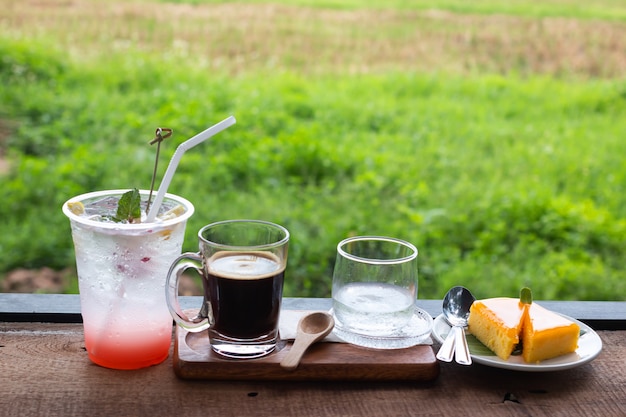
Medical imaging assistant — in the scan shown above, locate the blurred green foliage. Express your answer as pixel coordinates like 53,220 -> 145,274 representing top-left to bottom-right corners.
0,36 -> 625,300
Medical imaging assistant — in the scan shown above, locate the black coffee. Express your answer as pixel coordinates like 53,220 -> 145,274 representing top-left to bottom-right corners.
205,252 -> 285,339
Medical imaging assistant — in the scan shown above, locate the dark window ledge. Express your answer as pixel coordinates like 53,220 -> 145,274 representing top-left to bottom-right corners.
0,293 -> 624,330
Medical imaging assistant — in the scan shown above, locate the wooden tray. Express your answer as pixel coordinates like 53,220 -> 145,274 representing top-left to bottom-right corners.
174,326 -> 439,382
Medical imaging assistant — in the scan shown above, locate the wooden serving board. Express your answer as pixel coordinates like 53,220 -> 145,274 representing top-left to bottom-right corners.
174,326 -> 439,382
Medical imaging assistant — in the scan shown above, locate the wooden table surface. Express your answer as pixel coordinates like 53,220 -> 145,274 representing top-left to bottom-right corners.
1,296 -> 624,417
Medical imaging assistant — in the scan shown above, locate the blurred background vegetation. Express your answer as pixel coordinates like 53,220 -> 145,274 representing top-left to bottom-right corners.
0,0 -> 625,300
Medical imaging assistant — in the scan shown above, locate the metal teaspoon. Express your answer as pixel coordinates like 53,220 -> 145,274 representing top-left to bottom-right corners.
436,286 -> 476,365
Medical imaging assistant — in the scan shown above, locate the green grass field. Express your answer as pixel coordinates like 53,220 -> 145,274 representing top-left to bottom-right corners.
1,0 -> 625,300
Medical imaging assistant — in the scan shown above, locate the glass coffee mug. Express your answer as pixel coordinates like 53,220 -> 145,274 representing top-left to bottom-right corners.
166,219 -> 289,359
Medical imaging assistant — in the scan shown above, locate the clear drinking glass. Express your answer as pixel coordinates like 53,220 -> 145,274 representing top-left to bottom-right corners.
332,236 -> 430,349
63,189 -> 194,370
166,219 -> 289,359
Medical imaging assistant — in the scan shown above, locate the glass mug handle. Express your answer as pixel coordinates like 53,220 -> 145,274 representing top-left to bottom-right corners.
165,252 -> 212,333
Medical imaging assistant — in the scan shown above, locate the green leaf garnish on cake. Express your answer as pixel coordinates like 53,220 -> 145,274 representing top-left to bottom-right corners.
520,287 -> 533,305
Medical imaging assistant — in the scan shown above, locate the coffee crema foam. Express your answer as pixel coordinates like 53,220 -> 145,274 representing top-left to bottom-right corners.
208,251 -> 285,280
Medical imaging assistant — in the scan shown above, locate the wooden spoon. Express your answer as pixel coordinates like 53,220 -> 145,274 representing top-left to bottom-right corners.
280,312 -> 335,371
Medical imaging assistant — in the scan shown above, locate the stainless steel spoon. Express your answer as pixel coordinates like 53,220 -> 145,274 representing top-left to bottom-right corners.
436,286 -> 475,365
280,312 -> 335,371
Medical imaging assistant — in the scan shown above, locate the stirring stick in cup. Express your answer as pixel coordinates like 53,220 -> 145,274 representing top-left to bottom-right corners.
146,116 -> 236,222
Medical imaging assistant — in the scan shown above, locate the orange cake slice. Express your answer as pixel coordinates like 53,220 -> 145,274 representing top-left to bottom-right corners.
522,303 -> 580,363
468,298 -> 526,361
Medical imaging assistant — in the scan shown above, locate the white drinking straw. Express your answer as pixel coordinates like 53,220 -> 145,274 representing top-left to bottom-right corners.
145,115 -> 236,222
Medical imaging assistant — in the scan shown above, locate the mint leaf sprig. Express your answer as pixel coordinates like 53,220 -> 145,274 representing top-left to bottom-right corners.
114,188 -> 142,223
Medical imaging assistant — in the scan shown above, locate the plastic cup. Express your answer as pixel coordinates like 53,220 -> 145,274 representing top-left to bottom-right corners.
62,189 -> 194,369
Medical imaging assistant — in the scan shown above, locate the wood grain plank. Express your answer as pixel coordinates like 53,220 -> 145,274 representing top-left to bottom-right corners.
0,323 -> 624,417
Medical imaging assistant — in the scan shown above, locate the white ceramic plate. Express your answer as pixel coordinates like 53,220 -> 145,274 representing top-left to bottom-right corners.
432,313 -> 603,371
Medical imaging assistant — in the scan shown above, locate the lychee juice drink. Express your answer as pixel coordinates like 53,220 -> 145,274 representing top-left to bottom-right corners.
63,190 -> 194,370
